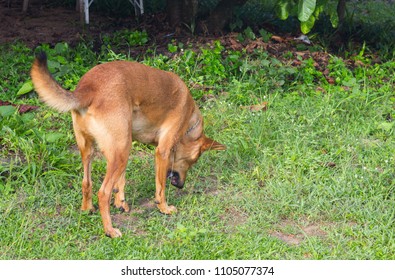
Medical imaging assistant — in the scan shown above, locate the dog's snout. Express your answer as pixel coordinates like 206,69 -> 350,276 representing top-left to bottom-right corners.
167,170 -> 184,189
167,171 -> 174,178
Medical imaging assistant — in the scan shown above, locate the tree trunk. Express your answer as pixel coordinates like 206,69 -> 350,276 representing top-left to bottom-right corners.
181,0 -> 199,26
337,0 -> 346,25
166,0 -> 182,28
166,0 -> 247,33
205,0 -> 247,34
166,0 -> 198,28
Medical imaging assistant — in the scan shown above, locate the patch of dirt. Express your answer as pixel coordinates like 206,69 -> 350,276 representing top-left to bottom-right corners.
139,197 -> 156,210
192,174 -> 222,195
0,2 -> 175,52
1,3 -> 85,46
112,212 -> 147,236
270,219 -> 329,246
221,206 -> 249,232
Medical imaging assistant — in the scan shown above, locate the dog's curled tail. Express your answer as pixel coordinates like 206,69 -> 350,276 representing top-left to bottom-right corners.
31,52 -> 80,112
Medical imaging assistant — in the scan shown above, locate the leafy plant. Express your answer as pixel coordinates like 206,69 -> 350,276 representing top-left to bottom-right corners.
102,30 -> 149,48
16,81 -> 34,97
244,27 -> 256,40
198,41 -> 226,84
259,28 -> 273,43
276,0 -> 341,34
166,223 -> 207,244
297,57 -> 326,85
0,106 -> 16,118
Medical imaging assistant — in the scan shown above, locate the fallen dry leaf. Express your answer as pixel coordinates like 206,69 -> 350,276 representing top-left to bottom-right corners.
18,104 -> 39,114
316,86 -> 326,93
326,77 -> 335,84
0,101 -> 39,114
228,37 -> 243,51
271,35 -> 284,43
245,40 -> 266,53
241,101 -> 268,112
325,162 -> 337,168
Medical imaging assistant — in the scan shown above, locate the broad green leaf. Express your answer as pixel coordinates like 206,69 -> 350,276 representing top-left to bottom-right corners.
17,80 -> 34,96
54,42 -> 69,55
314,0 -> 327,17
244,27 -> 256,40
329,7 -> 339,28
276,0 -> 291,20
301,14 -> 316,34
56,55 -> 68,65
237,33 -> 245,42
47,60 -> 61,72
0,105 -> 16,117
45,132 -> 65,143
298,0 -> 316,22
259,29 -> 272,42
20,112 -> 35,123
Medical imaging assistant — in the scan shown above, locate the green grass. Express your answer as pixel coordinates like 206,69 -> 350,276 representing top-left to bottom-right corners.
1,28 -> 395,259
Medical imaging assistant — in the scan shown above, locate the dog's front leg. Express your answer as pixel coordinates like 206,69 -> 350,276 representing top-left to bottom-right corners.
154,148 -> 177,214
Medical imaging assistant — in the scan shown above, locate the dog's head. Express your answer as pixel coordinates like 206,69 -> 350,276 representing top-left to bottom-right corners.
167,134 -> 226,188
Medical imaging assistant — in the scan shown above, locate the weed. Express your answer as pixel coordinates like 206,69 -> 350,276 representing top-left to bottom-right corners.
102,29 -> 149,49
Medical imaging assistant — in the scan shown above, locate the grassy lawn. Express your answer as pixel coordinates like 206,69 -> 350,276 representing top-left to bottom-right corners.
1,19 -> 395,259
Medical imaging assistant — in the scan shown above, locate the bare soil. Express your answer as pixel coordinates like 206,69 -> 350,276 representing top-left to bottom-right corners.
269,219 -> 330,246
4,2 -> 167,47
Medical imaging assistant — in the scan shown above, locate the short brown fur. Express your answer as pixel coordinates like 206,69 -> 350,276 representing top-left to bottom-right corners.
31,53 -> 226,238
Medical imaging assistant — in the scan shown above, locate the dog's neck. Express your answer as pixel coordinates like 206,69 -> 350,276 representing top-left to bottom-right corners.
185,106 -> 203,141
172,108 -> 202,153
186,118 -> 200,135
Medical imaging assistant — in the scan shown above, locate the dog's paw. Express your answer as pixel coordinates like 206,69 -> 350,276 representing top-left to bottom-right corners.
158,204 -> 177,215
81,204 -> 96,212
115,200 -> 130,213
118,204 -> 130,213
105,227 -> 122,238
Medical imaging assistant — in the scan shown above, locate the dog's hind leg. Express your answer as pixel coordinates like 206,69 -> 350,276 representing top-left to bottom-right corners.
98,151 -> 130,238
73,121 -> 95,212
97,128 -> 132,238
114,170 -> 130,213
80,139 -> 94,211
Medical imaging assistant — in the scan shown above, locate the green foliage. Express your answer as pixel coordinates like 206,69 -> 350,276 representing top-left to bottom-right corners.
102,30 -> 149,49
16,81 -> 34,97
298,0 -> 316,22
198,41 -> 226,83
0,43 -> 34,103
0,106 -> 16,118
162,40 -> 227,98
166,223 -> 208,245
244,27 -> 256,40
259,28 -> 273,43
276,0 -> 339,34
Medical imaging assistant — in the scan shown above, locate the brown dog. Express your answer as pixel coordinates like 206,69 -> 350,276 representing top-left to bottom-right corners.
31,53 -> 226,238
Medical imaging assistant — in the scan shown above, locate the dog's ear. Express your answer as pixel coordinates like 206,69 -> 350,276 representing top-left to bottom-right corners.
201,136 -> 226,152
